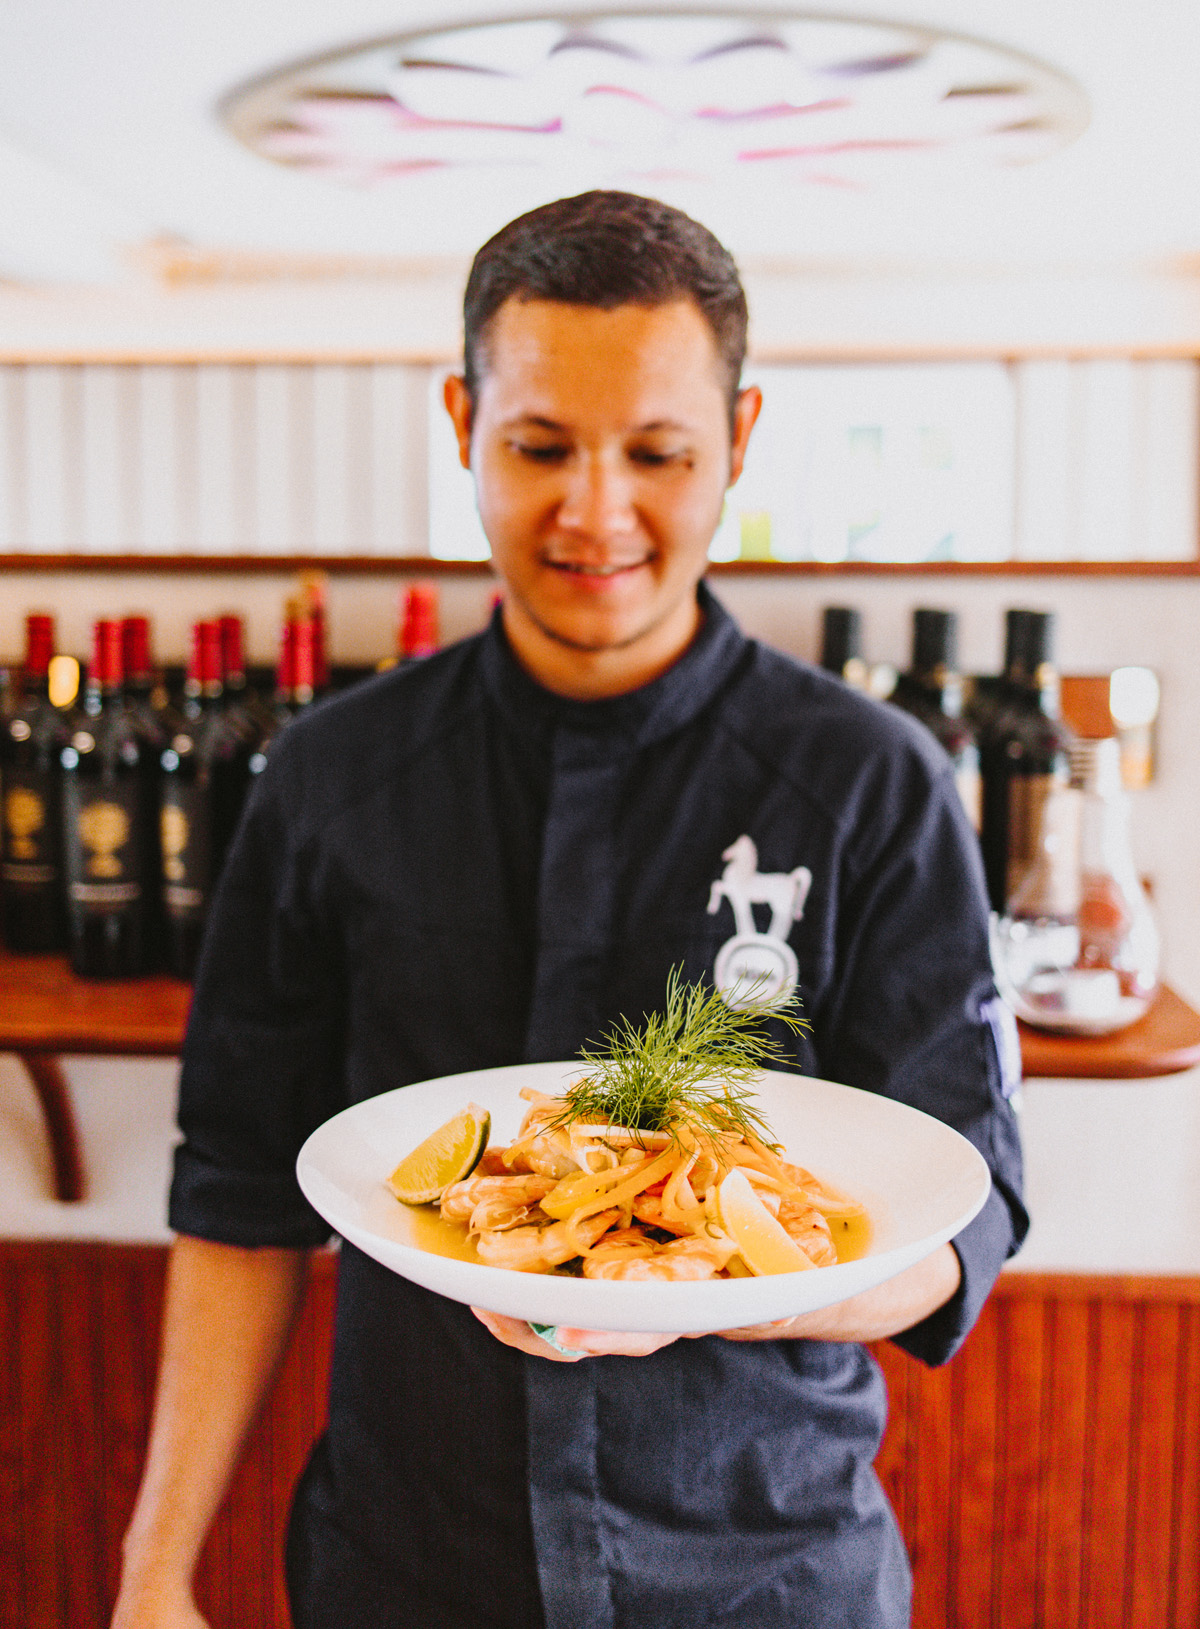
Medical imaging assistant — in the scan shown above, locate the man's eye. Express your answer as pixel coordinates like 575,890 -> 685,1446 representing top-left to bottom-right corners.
514,443 -> 569,463
630,448 -> 687,467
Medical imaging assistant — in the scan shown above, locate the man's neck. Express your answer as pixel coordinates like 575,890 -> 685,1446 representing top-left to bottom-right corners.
499,593 -> 704,701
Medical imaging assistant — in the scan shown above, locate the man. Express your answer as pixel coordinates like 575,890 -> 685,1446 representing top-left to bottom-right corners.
113,191 -> 1025,1629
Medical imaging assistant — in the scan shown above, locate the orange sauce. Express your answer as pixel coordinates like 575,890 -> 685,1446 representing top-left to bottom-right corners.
405,1205 -> 482,1264
404,1197 -> 872,1268
830,1208 -> 872,1264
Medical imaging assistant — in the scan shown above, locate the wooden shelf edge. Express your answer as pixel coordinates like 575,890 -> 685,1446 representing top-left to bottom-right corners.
997,1269 -> 1200,1301
1017,983 -> 1200,1080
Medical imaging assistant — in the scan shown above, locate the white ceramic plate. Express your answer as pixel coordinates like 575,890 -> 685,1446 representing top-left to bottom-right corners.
296,1061 -> 991,1334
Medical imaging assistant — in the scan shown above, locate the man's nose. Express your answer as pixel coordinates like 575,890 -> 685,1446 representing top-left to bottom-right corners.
556,455 -> 638,536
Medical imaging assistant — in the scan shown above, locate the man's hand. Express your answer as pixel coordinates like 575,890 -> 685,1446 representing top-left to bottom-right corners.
471,1308 -> 685,1360
472,1244 -> 961,1357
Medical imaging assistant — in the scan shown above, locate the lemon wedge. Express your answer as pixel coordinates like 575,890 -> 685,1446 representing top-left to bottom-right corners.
387,1103 -> 490,1205
717,1169 -> 815,1276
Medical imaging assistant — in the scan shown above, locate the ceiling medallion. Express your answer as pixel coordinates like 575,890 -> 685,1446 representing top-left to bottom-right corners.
223,11 -> 1088,191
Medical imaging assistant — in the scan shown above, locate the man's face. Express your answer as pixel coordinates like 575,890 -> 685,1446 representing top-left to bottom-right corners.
444,297 -> 759,697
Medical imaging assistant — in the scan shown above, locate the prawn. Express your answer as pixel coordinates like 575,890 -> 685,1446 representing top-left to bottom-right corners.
630,1193 -> 693,1236
440,1173 -> 556,1229
777,1199 -> 837,1267
475,1208 -> 620,1273
582,1234 -> 734,1282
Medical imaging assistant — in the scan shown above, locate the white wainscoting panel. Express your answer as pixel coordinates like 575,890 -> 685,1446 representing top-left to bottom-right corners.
0,360 -> 1194,561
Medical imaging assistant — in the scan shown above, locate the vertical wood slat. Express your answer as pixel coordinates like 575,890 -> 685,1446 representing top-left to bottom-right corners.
0,367 -> 18,548
22,366 -> 70,552
1085,1302 -> 1138,1629
370,361 -> 428,556
3,1249 -> 1200,1629
252,365 -> 295,554
1012,360 -> 1074,561
195,364 -> 239,552
1038,1299 -> 1091,1628
1136,360 -> 1200,561
1172,1305 -> 1200,1629
1075,360 -> 1136,561
80,366 -> 127,552
951,1301 -> 1001,1629
996,1295 -> 1047,1629
910,1357 -> 954,1627
1128,1305 -> 1182,1629
135,365 -> 183,553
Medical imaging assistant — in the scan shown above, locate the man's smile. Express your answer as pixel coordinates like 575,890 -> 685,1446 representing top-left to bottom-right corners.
544,555 -> 653,579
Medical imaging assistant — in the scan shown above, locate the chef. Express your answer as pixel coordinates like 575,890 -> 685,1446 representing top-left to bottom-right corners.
113,191 -> 1026,1629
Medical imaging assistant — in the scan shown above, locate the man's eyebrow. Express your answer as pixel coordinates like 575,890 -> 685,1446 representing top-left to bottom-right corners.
501,415 -> 567,431
499,415 -> 695,433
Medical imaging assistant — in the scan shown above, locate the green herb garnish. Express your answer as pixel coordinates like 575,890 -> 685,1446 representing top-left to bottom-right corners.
551,967 -> 809,1147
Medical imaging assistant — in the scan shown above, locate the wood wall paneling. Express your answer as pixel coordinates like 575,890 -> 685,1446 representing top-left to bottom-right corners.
0,360 -> 1195,568
1,1249 -> 1198,1629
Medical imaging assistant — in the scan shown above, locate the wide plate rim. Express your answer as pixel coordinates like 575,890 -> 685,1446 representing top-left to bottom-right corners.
296,1060 -> 991,1333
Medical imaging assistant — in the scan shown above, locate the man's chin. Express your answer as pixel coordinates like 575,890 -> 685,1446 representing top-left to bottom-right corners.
527,607 -> 666,656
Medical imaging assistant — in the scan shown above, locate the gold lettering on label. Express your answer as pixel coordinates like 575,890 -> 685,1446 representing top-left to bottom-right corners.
78,801 -> 129,879
160,804 -> 189,883
4,787 -> 44,860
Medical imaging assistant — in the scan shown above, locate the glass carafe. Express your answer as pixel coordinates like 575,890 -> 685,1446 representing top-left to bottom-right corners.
990,737 -> 1159,1034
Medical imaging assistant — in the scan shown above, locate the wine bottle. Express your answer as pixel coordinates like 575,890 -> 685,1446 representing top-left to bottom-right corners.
61,620 -> 157,977
1,613 -> 69,951
217,613 -> 271,740
979,610 -> 1076,914
965,607 -> 1035,737
819,606 -> 869,690
121,615 -> 174,745
248,604 -> 312,778
890,609 -> 982,831
159,621 -> 255,979
400,581 -> 440,665
297,572 -> 329,692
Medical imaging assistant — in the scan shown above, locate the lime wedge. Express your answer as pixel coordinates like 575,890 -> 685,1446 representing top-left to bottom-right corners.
717,1168 -> 815,1276
387,1103 -> 490,1205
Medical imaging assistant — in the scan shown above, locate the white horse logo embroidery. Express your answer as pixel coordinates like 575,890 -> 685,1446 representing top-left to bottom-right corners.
707,835 -> 811,1007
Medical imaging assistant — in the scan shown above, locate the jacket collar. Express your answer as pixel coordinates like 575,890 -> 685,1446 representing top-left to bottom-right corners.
479,580 -> 750,751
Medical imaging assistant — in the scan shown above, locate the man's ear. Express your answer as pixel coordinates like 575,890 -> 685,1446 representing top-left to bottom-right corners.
728,384 -> 763,486
443,374 -> 474,470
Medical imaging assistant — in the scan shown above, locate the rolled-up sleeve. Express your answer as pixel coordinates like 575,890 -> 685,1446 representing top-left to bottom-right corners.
169,735 -> 347,1248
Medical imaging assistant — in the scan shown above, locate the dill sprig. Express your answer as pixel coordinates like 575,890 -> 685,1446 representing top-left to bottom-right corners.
551,967 -> 809,1145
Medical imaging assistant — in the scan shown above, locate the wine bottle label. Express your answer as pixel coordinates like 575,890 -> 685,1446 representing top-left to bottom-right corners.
1006,773 -> 1081,913
160,784 -> 211,919
64,781 -> 143,911
2,772 -> 58,884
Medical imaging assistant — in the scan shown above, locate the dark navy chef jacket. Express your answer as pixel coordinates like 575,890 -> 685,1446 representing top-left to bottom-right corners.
171,585 -> 1027,1629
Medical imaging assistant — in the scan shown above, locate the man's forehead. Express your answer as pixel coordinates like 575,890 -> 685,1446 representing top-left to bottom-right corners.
478,296 -> 726,401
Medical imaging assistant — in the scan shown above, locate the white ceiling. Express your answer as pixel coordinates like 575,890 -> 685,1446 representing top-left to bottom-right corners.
0,0 -> 1198,284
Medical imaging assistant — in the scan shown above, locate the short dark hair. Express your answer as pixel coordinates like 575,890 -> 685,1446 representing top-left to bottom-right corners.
462,190 -> 748,424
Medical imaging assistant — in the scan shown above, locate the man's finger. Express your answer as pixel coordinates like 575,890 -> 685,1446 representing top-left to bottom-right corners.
554,1327 -> 681,1358
470,1307 -> 584,1360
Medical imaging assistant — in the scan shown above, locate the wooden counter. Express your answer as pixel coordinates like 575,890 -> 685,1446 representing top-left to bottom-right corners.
0,949 -> 189,1200
3,948 -> 1199,1202
1017,983 -> 1200,1079
0,949 -> 190,1057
